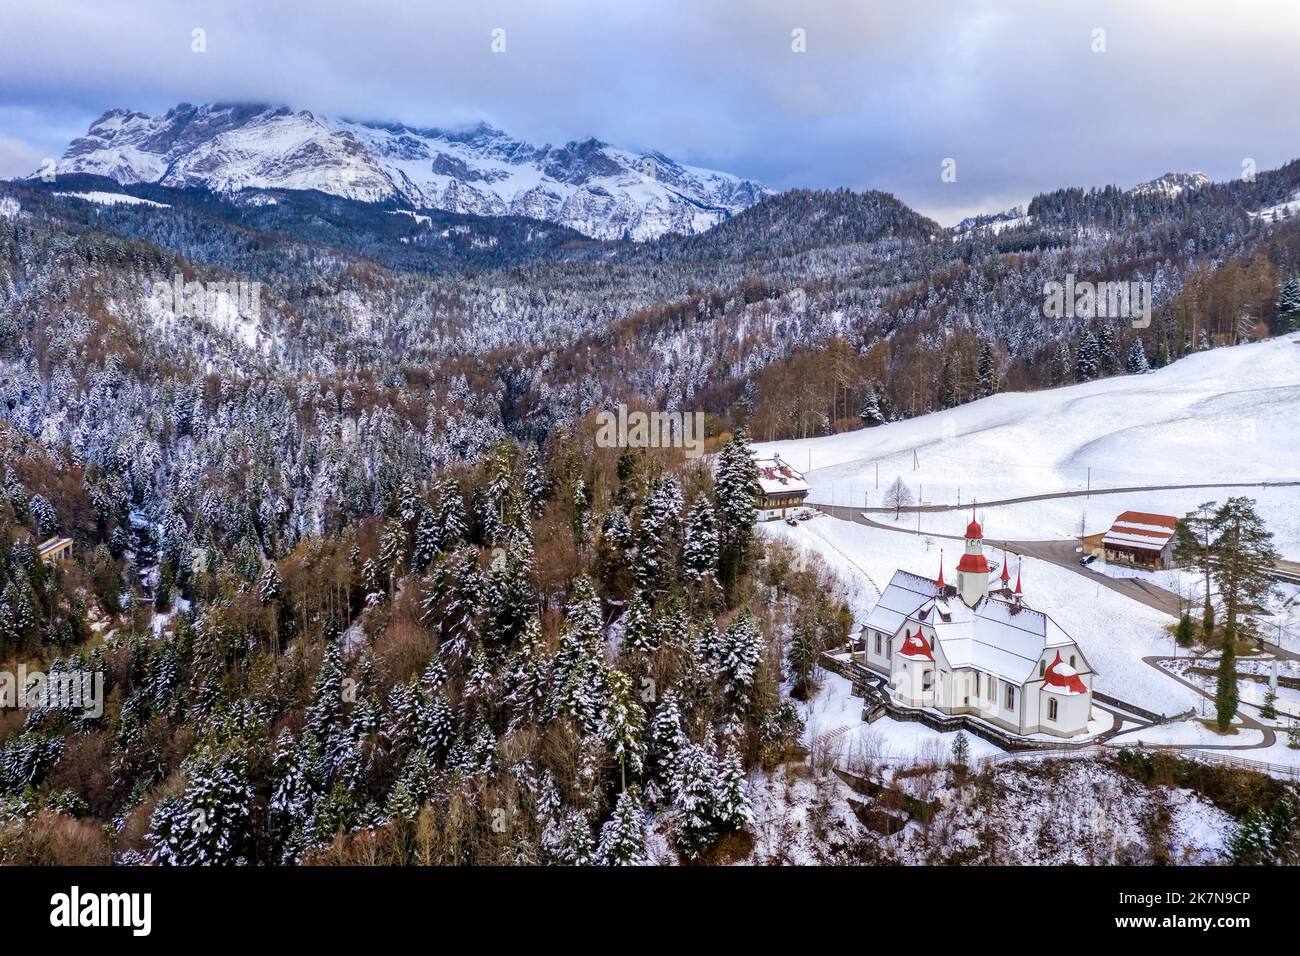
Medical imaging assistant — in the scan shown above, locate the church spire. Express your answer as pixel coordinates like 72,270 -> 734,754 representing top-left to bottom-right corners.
1013,560 -> 1023,601
1000,549 -> 1011,586
937,550 -> 946,590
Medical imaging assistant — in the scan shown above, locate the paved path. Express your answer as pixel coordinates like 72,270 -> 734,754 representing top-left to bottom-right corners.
823,479 -> 1300,515
1103,656 -> 1280,751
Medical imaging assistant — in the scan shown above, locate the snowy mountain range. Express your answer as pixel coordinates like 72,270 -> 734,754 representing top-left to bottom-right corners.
42,102 -> 771,240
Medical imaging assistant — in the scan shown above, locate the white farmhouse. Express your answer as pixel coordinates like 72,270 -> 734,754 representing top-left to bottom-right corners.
859,513 -> 1094,738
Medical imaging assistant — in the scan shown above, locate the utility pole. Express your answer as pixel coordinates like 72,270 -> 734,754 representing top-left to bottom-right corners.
875,461 -> 879,490
1086,467 -> 1091,498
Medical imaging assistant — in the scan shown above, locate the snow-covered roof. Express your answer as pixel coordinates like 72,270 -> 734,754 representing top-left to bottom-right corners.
869,570 -> 1086,687
754,455 -> 810,497
865,570 -> 940,635
1103,511 -> 1176,551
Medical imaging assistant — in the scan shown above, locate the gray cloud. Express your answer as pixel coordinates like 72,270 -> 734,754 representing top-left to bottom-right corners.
1,0 -> 1297,224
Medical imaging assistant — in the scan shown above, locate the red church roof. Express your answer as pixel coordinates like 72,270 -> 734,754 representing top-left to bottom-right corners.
898,629 -> 934,661
965,506 -> 982,539
1042,650 -> 1087,695
1000,550 -> 1010,584
956,552 -> 990,573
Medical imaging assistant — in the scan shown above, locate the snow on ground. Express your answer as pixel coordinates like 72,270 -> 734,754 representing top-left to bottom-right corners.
1160,654 -> 1300,720
762,515 -> 1199,714
888,758 -> 1235,864
0,196 -> 19,219
757,334 -> 1300,557
53,190 -> 170,208
388,209 -> 432,227
1110,717 -> 1264,747
745,766 -> 864,864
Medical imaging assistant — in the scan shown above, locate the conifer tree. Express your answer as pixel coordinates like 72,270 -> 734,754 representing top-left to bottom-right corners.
714,428 -> 759,586
596,786 -> 647,865
622,591 -> 656,657
648,691 -> 685,790
714,743 -> 754,833
599,668 -> 647,789
716,614 -> 762,713
1075,327 -> 1100,382
149,744 -> 254,865
682,493 -> 719,581
411,504 -> 441,572
1209,497 -> 1279,650
672,740 -> 720,860
1277,277 -> 1300,334
522,443 -> 548,516
859,383 -> 887,426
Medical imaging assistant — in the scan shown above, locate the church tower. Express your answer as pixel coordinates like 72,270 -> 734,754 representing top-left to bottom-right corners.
955,507 -> 990,606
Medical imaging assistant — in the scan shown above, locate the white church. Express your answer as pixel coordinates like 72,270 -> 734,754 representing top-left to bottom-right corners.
859,512 -> 1094,738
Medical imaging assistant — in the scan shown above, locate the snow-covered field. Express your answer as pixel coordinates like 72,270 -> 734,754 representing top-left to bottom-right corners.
52,190 -> 169,208
757,334 -> 1300,557
762,515 -> 1200,714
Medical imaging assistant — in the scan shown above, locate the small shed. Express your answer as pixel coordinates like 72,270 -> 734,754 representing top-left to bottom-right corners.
1100,511 -> 1177,569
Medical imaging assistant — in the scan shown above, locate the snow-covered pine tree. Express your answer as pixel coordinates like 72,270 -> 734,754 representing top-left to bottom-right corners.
149,744 -> 254,865
622,591 -> 656,656
258,562 -> 282,605
29,494 -> 57,535
716,613 -> 762,713
1096,322 -> 1120,376
682,493 -> 719,581
522,443 -> 548,516
269,730 -> 315,862
504,616 -> 551,731
647,691 -> 685,793
435,479 -> 466,546
672,739 -> 720,860
599,668 -> 647,789
411,504 -> 441,573
1075,327 -> 1100,382
714,743 -> 754,833
1276,277 -> 1300,334
976,340 -> 998,397
572,478 -> 590,546
714,428 -> 759,585
596,786 -> 647,865
1051,340 -> 1073,385
858,382 -> 887,425
1126,337 -> 1150,374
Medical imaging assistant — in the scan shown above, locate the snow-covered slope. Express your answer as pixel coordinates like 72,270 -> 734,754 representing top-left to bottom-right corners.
757,334 -> 1300,556
44,103 -> 770,240
1129,171 -> 1208,199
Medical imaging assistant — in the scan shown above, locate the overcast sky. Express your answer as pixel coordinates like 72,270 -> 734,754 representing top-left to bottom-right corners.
1,0 -> 1297,224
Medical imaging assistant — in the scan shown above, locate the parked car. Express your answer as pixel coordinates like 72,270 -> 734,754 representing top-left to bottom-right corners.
785,516 -> 799,526
1079,553 -> 1098,566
